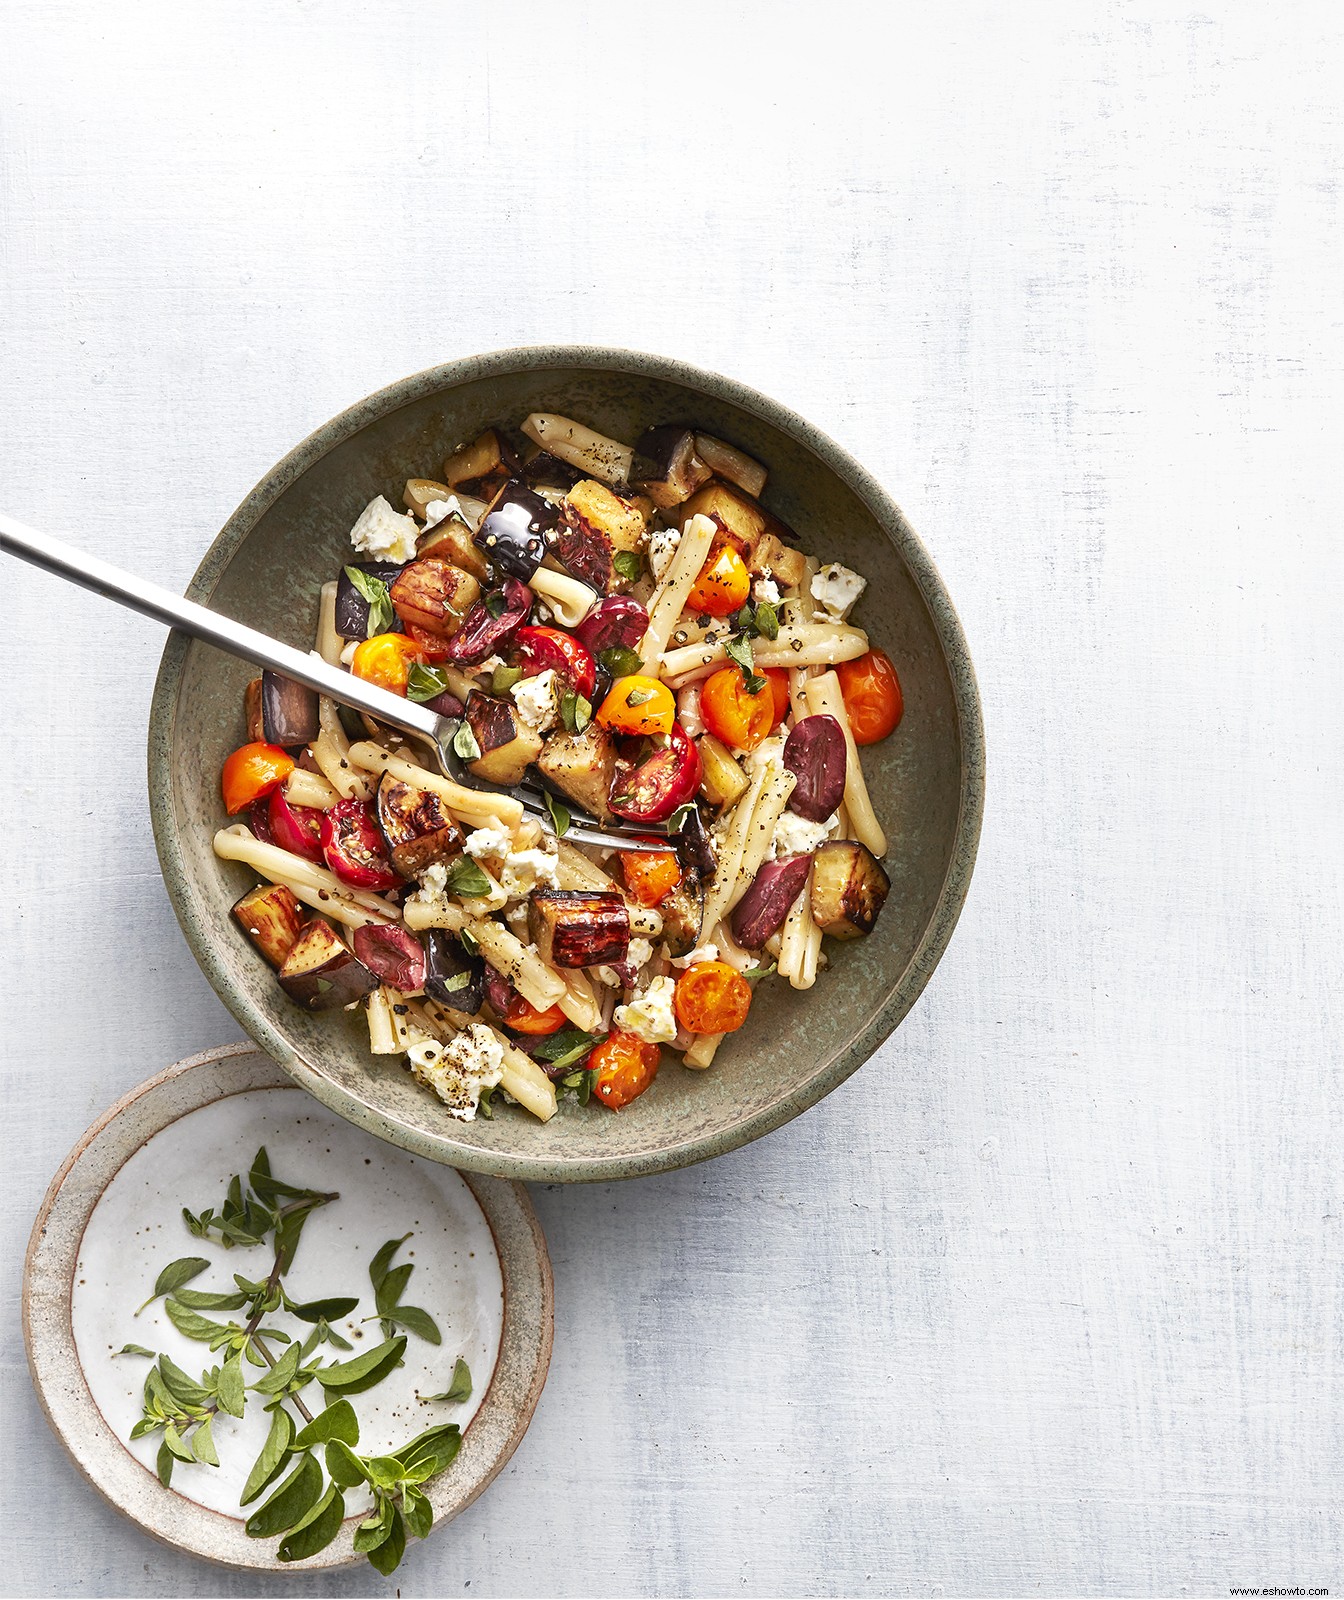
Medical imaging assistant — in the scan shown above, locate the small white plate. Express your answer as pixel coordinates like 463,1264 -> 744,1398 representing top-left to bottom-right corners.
23,1044 -> 552,1571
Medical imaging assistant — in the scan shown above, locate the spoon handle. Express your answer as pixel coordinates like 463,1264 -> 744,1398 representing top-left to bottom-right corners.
0,513 -> 446,746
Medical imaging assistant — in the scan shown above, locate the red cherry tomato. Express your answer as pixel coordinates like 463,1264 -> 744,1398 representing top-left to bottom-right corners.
835,648 -> 904,744
619,846 -> 683,907
700,667 -> 773,753
503,996 -> 568,1035
609,722 -> 702,824
320,798 -> 402,890
222,742 -> 294,815
687,542 -> 752,617
762,668 -> 790,732
589,1031 -> 661,1109
514,625 -> 596,699
673,961 -> 752,1034
267,787 -> 325,862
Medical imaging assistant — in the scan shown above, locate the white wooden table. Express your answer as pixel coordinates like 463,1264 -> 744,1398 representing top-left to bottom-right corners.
3,3 -> 1340,1594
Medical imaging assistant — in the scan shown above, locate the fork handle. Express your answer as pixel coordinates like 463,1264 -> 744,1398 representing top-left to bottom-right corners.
0,513 -> 447,746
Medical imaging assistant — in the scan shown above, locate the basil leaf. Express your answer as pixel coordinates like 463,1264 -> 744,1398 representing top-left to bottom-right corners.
491,663 -> 524,695
137,1256 -> 209,1313
245,1452 -> 323,1539
754,600 -> 779,640
241,1407 -> 295,1504
387,1304 -> 441,1344
613,550 -> 644,582
440,856 -> 492,898
406,663 -> 450,703
599,645 -> 642,678
278,1483 -> 345,1563
451,721 -> 481,761
294,1398 -> 360,1449
366,1505 -> 407,1575
318,1335 -> 407,1395
544,790 -> 571,839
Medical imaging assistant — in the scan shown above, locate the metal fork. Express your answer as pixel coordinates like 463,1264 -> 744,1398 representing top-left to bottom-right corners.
0,515 -> 670,852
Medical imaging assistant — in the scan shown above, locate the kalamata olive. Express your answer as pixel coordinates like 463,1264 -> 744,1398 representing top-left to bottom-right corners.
335,560 -> 405,639
553,503 -> 612,593
574,595 -> 650,656
522,450 -> 583,491
473,482 -> 557,580
442,577 -> 533,665
484,962 -> 517,1019
353,924 -> 426,992
782,714 -> 847,822
731,854 -> 813,950
423,689 -> 464,718
261,671 -> 320,746
424,930 -> 485,1014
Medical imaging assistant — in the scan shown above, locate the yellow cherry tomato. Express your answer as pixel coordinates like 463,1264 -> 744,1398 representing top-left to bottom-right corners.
596,674 -> 676,737
687,543 -> 751,617
221,742 -> 294,815
351,632 -> 421,695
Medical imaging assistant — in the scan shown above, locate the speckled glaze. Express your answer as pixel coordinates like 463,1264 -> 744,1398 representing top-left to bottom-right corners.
22,1044 -> 553,1572
148,347 -> 985,1182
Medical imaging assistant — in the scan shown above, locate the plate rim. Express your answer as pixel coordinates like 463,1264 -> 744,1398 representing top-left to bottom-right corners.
148,343 -> 986,1182
22,1042 -> 553,1572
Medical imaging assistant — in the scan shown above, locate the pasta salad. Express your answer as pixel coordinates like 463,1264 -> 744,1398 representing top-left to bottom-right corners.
215,414 -> 904,1124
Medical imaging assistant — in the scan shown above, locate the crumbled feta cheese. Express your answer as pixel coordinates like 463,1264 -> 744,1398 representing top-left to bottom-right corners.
477,655 -> 506,676
511,669 -> 560,732
407,1023 -> 504,1121
349,495 -> 420,564
594,965 -> 622,988
810,562 -> 866,619
671,943 -> 719,969
614,975 -> 678,1045
648,523 -> 682,582
464,827 -> 513,861
769,809 -> 839,860
626,937 -> 654,972
423,496 -> 464,531
339,639 -> 358,666
752,576 -> 781,605
407,860 -> 452,920
499,848 -> 559,899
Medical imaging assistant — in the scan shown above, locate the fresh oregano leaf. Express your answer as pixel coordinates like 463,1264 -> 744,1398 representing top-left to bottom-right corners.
252,1340 -> 301,1395
216,1353 -> 246,1418
353,1495 -> 394,1552
294,1398 -> 360,1449
724,634 -> 755,679
157,1354 -> 212,1408
318,1335 -> 407,1395
424,1357 -> 472,1403
599,644 -> 642,678
491,663 -> 524,696
754,600 -> 780,640
402,1483 -> 433,1541
278,1483 -> 345,1563
484,591 -> 507,619
396,1421 -> 463,1475
741,962 -> 777,979
163,1300 -> 230,1343
407,663 -> 450,703
368,1235 -> 412,1297
533,1028 -> 603,1071
156,1440 -> 175,1488
286,1295 -> 360,1325
173,1287 -> 249,1311
365,1505 -> 407,1576
387,1305 -> 441,1345
244,1452 -> 322,1539
162,1421 -> 196,1464
137,1256 -> 209,1314
344,566 -> 394,637
613,550 -> 644,582
191,1416 -> 220,1467
241,1407 -> 294,1505
375,1262 -> 414,1317
116,1344 -> 155,1359
324,1438 -> 368,1490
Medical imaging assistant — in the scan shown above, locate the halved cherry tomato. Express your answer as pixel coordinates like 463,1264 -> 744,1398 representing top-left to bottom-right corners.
589,1030 -> 661,1109
673,960 -> 752,1035
514,625 -> 596,699
687,542 -> 751,617
320,798 -> 402,889
836,648 -> 903,744
404,620 -> 458,663
222,742 -> 295,815
700,666 -> 773,753
609,722 -> 702,824
351,632 -> 422,695
597,674 -> 676,737
503,996 -> 567,1035
762,668 -> 790,732
619,845 -> 683,907
267,787 -> 325,862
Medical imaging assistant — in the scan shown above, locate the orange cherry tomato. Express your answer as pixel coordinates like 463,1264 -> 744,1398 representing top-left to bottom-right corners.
686,543 -> 751,617
674,961 -> 752,1035
596,674 -> 676,737
835,648 -> 904,744
699,666 -> 773,752
619,845 -> 683,907
221,742 -> 295,815
351,632 -> 422,695
503,996 -> 567,1035
762,668 -> 790,732
589,1030 -> 661,1110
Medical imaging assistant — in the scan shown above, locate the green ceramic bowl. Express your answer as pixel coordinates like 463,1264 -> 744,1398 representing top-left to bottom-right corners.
149,347 -> 983,1182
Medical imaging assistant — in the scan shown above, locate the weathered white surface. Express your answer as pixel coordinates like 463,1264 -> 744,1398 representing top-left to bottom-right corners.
2,2 -> 1341,1595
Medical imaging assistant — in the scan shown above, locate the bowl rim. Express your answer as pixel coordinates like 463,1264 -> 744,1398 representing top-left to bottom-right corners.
149,343 -> 985,1182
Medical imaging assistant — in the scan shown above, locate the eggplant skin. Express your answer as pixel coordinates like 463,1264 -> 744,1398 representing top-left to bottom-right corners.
464,691 -> 544,785
810,841 -> 891,940
528,890 -> 630,968
277,919 -> 378,1009
233,882 -> 303,968
244,678 -> 266,743
630,426 -> 712,509
536,721 -> 617,820
658,873 -> 704,957
376,772 -> 465,878
424,929 -> 486,1016
262,670 -> 321,747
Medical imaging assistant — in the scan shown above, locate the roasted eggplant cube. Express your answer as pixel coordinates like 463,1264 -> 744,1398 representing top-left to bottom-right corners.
749,529 -> 809,590
659,873 -> 705,957
810,841 -> 891,940
262,671 -> 320,747
335,560 -> 407,639
442,428 -> 512,496
697,734 -> 749,812
418,512 -> 490,580
674,804 -> 718,880
244,677 -> 266,743
375,771 -> 466,878
528,890 -> 630,969
678,481 -> 766,551
277,919 -> 378,1009
630,426 -> 713,509
463,691 -> 545,786
473,482 -> 556,580
232,882 -> 304,968
389,559 -> 480,639
564,478 -> 651,553
424,929 -> 486,1016
536,720 -> 618,820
